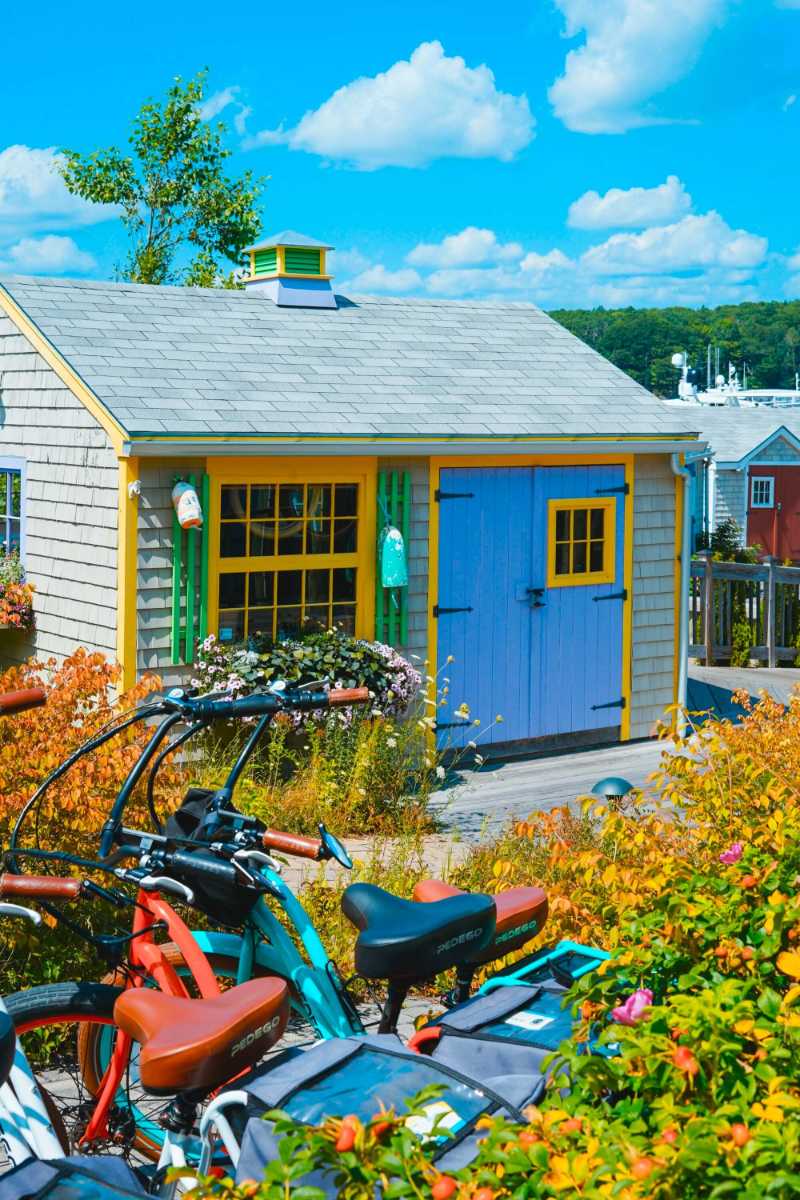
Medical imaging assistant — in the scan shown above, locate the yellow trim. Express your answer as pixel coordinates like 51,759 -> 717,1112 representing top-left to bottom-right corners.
546,497 -> 616,589
277,245 -> 286,275
0,285 -> 126,455
206,457 -> 376,643
673,460 -> 685,715
620,458 -> 634,740
426,452 -> 636,745
116,457 -> 139,692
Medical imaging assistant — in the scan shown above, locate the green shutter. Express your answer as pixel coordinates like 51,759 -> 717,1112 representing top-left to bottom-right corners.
254,247 -> 277,275
284,247 -> 322,275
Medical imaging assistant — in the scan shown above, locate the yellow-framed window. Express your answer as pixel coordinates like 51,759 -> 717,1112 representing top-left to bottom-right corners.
546,497 -> 616,588
214,479 -> 363,643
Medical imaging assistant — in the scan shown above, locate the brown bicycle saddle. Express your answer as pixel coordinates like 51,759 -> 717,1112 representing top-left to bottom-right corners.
114,977 -> 289,1095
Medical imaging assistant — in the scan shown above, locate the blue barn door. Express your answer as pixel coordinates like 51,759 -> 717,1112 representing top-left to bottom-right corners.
435,464 -> 626,750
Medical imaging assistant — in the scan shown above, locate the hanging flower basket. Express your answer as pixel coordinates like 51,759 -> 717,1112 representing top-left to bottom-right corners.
0,554 -> 35,632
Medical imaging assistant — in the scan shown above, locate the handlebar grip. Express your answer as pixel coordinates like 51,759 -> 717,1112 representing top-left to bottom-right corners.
0,688 -> 46,717
328,687 -> 370,707
0,874 -> 82,900
262,829 -> 323,861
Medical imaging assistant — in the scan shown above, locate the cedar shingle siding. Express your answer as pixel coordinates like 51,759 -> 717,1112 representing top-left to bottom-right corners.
0,312 -> 118,663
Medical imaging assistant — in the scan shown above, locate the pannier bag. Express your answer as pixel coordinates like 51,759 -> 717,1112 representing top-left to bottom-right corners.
1,1156 -> 145,1199
411,941 -> 612,1078
234,1033 -> 546,1185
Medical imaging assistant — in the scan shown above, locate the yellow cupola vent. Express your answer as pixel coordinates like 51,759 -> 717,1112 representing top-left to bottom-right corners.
243,230 -> 336,309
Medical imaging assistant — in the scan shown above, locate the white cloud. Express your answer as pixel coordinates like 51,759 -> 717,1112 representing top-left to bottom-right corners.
407,227 -> 523,268
776,1 -> 800,8
2,234 -> 96,274
328,247 -> 372,276
0,145 -> 117,232
520,249 -> 574,273
568,175 -> 692,229
784,94 -> 797,111
198,86 -> 241,121
244,42 -> 534,169
580,212 -> 767,275
347,264 -> 422,292
548,0 -> 729,133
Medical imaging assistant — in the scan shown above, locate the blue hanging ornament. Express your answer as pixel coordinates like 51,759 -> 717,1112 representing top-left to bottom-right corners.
380,525 -> 408,589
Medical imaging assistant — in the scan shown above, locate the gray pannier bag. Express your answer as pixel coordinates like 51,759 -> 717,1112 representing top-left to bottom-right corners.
0,1155 -> 146,1198
233,1033 -> 546,1186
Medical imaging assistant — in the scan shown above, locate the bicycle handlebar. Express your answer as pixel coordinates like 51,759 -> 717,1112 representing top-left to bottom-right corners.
262,829 -> 323,860
0,688 -> 46,716
162,685 -> 370,721
0,873 -> 82,900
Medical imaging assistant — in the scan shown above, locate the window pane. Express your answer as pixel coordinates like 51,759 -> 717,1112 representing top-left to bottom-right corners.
589,541 -> 604,572
334,484 -> 358,516
219,572 -> 245,608
248,571 -> 274,607
277,571 -> 302,605
218,610 -> 245,643
555,543 -> 570,575
590,509 -> 604,539
307,485 -> 332,518
221,486 -> 247,519
220,523 -> 246,557
332,605 -> 356,635
306,519 -> 331,554
10,473 -> 20,518
332,567 -> 357,602
277,521 -> 304,555
248,609 -> 274,639
251,485 -> 275,518
7,520 -> 20,553
573,509 -> 587,541
333,519 -> 357,554
303,606 -> 329,633
0,479 -> 7,517
275,608 -> 302,638
249,521 -> 275,556
279,485 -> 304,518
572,542 -> 587,574
306,569 -> 330,603
555,509 -> 569,541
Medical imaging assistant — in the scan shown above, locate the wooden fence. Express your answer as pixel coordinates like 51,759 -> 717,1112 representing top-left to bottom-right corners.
690,552 -> 800,666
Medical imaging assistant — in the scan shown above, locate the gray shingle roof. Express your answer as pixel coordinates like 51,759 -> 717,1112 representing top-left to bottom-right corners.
1,274 -> 698,442
677,405 -> 800,465
248,230 -> 332,250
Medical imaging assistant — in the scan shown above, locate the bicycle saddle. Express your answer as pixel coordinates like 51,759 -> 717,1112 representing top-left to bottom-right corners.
114,977 -> 289,1095
341,882 -> 496,981
413,880 -> 548,963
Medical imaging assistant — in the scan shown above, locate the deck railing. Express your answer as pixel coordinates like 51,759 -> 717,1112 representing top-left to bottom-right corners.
690,552 -> 800,667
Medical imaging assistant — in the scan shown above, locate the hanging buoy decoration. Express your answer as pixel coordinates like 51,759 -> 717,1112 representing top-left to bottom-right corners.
380,525 -> 408,589
172,481 -> 203,529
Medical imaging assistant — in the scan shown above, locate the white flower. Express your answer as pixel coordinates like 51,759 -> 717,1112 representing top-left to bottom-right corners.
435,765 -> 446,780
386,736 -> 397,748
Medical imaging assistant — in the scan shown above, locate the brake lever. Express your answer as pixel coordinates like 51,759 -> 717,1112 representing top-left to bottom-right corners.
114,869 -> 195,905
231,849 -> 283,875
0,901 -> 42,926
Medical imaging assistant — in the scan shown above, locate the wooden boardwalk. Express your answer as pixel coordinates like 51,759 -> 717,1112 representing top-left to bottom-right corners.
432,665 -> 800,841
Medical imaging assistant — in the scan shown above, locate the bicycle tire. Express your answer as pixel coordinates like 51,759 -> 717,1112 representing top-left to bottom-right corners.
5,979 -> 168,1161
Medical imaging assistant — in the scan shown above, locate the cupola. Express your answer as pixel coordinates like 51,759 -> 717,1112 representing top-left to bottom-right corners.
242,230 -> 336,308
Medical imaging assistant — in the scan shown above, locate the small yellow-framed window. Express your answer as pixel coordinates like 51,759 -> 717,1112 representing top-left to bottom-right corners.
547,497 -> 616,588
213,476 -> 367,644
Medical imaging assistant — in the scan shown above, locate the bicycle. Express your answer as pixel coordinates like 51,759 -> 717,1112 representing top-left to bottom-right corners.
6,684 -> 548,1164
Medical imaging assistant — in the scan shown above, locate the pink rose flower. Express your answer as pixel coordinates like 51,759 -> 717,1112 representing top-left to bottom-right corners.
611,988 -> 653,1026
719,842 -> 743,865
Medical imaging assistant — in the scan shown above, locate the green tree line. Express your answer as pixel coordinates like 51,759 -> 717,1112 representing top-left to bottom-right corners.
551,301 -> 800,397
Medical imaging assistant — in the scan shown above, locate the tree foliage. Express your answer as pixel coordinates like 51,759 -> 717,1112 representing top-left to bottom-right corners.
552,302 -> 800,397
59,72 -> 265,286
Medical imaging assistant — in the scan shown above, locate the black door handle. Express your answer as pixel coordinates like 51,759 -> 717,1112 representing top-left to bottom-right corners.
525,587 -> 546,609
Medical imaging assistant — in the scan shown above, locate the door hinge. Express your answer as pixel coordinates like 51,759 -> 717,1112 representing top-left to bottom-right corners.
591,697 -> 627,711
435,490 -> 475,502
433,605 -> 474,618
594,482 -> 630,496
593,589 -> 627,602
435,722 -> 472,731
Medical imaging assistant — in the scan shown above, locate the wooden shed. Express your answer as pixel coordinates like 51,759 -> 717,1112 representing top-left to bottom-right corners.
0,234 -> 700,752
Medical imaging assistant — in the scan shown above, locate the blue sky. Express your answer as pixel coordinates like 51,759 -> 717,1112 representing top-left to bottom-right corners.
1,0 -> 799,309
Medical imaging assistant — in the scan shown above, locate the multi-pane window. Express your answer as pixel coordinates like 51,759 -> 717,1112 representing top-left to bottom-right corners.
0,469 -> 22,556
751,476 -> 775,509
217,481 -> 359,643
548,498 -> 615,587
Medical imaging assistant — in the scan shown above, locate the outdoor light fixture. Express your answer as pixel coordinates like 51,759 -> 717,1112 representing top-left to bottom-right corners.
591,776 -> 633,801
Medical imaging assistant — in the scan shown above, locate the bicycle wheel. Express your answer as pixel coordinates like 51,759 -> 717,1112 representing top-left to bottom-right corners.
5,980 -> 177,1162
